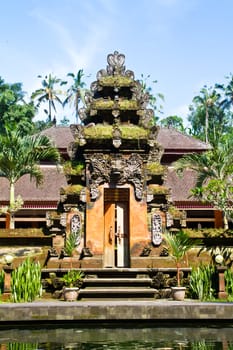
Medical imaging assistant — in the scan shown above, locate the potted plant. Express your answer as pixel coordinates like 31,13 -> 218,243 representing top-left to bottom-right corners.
62,230 -> 83,301
163,230 -> 197,301
62,269 -> 84,301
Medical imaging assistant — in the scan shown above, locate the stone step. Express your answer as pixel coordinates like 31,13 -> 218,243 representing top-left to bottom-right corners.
83,277 -> 152,286
79,287 -> 158,299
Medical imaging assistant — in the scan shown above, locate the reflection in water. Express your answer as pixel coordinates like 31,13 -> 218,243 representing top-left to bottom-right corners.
0,326 -> 233,349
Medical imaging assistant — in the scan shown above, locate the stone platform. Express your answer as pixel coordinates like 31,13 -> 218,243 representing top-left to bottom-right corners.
0,300 -> 233,326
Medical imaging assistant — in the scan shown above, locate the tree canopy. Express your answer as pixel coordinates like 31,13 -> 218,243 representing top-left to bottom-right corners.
0,77 -> 35,135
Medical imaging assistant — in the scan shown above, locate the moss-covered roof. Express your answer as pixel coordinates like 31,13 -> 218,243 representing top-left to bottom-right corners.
98,75 -> 134,87
91,99 -> 138,110
83,125 -> 148,139
60,185 -> 84,195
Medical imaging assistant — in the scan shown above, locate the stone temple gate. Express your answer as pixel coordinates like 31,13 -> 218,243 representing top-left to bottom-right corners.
52,51 -> 174,268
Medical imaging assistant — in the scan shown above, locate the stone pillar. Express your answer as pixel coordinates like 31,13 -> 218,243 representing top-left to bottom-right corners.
215,210 -> 223,228
217,266 -> 228,300
2,265 -> 13,300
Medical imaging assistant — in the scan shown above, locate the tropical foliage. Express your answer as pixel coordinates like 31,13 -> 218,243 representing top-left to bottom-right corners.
225,268 -> 233,300
0,77 -> 35,135
63,230 -> 80,258
189,264 -> 216,301
31,74 -> 64,123
11,257 -> 42,302
0,127 -> 60,228
163,230 -> 197,286
160,115 -> 185,132
63,69 -> 87,123
175,139 -> 233,229
188,86 -> 221,144
62,270 -> 84,288
188,78 -> 233,145
63,230 -> 81,269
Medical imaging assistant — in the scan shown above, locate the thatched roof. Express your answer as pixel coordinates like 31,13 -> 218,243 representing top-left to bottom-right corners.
0,126 -> 209,207
41,125 -> 209,153
157,127 -> 209,152
0,166 -> 66,205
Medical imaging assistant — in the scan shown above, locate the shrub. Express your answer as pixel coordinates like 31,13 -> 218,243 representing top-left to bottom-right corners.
11,257 -> 42,302
189,264 -> 216,301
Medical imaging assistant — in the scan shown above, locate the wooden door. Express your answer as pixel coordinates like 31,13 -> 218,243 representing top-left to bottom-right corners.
104,189 -> 129,267
116,202 -> 129,267
104,202 -> 115,267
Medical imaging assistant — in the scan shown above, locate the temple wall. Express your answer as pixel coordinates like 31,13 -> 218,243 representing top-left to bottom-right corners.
129,186 -> 150,256
85,188 -> 104,254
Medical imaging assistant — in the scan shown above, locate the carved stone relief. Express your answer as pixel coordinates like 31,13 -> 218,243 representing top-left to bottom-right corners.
151,212 -> 163,245
112,124 -> 122,148
95,51 -> 135,81
87,153 -> 145,200
137,109 -> 154,129
70,214 -> 81,246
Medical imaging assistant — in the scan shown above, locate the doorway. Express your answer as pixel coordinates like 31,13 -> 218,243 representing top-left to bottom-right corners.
104,188 -> 129,267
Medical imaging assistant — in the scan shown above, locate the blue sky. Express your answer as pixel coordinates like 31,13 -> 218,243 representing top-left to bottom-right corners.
1,0 -> 233,125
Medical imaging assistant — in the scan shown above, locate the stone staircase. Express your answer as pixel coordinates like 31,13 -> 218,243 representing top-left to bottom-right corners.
78,268 -> 157,300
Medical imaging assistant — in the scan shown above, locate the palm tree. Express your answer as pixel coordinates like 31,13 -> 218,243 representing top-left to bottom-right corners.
0,128 -> 60,228
175,139 -> 233,229
164,230 -> 197,287
63,69 -> 86,123
31,74 -> 63,122
216,73 -> 233,110
192,86 -> 220,144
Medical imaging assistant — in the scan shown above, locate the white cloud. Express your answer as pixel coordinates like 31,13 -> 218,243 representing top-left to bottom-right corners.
166,104 -> 190,126
29,3 -> 115,77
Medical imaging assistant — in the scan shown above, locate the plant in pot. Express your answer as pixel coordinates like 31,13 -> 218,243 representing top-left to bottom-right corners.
62,269 -> 84,301
62,230 -> 83,301
163,230 -> 198,301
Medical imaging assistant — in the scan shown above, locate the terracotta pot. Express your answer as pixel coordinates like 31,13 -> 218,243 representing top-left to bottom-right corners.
171,287 -> 186,301
63,287 -> 79,301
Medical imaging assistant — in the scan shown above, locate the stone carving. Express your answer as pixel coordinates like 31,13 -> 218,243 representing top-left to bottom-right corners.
46,211 -> 53,228
112,109 -> 120,118
151,213 -> 163,245
78,107 -> 87,122
84,91 -> 93,109
166,211 -> 174,228
95,51 -> 134,80
131,81 -> 149,107
70,214 -> 81,246
112,124 -> 122,148
90,154 -> 111,184
69,125 -> 86,149
90,80 -> 100,93
147,126 -> 164,162
67,142 -> 77,160
148,142 -> 164,163
90,185 -> 99,200
96,69 -> 108,80
107,51 -> 126,75
126,154 -> 144,199
88,153 -> 144,200
137,109 -> 154,129
60,213 -> 67,227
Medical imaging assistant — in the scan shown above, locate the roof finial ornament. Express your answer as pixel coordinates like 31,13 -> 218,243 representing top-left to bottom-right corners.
107,51 -> 125,75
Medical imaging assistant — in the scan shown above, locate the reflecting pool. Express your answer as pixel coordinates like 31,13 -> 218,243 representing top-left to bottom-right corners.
0,325 -> 233,349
